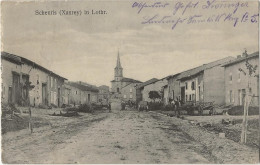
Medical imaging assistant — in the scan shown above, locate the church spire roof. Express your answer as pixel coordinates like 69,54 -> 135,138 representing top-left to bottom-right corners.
116,50 -> 122,69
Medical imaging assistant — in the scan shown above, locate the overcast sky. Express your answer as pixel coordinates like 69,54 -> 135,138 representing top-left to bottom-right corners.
1,0 -> 259,87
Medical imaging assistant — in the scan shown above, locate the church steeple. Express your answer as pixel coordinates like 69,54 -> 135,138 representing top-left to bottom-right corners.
114,50 -> 123,81
116,51 -> 122,69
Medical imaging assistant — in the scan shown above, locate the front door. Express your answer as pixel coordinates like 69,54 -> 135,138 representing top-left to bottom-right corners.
58,88 -> 60,107
88,94 -> 90,103
42,83 -> 47,105
12,73 -> 20,104
181,87 -> 185,102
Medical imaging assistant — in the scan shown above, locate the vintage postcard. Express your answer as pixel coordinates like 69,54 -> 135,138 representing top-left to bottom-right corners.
1,0 -> 259,164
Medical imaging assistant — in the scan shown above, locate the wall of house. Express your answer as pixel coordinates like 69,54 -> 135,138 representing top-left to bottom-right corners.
98,86 -> 110,104
21,63 -> 49,107
180,77 -> 199,102
63,87 -> 71,105
163,85 -> 169,104
1,59 -> 22,104
69,86 -> 81,105
224,57 -> 259,106
167,76 -> 181,102
204,66 -> 225,104
121,83 -> 140,102
142,79 -> 167,102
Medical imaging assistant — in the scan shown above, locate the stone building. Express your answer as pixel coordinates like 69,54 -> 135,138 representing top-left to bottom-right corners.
141,78 -> 168,102
97,85 -> 110,104
136,78 -> 159,103
222,51 -> 259,106
121,82 -> 141,102
110,52 -> 142,95
1,52 -> 67,107
166,56 -> 234,105
66,81 -> 99,105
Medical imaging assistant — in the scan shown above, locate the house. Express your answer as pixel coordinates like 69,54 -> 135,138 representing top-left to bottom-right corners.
121,82 -> 141,102
111,52 -> 142,95
222,51 -> 259,106
167,56 -> 234,105
97,85 -> 110,104
136,78 -> 159,103
63,83 -> 71,105
141,77 -> 168,102
66,81 -> 99,105
1,52 -> 67,107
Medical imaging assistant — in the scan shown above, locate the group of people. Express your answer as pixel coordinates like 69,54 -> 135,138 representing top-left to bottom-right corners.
170,97 -> 182,116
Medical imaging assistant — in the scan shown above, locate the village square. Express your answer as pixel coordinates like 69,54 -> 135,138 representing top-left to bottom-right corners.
1,0 -> 259,164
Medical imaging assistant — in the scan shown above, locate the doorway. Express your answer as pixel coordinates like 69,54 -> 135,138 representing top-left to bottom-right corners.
42,83 -> 47,105
12,73 -> 20,104
181,87 -> 185,102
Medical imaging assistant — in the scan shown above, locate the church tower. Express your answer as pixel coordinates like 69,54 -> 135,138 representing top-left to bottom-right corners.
114,51 -> 123,81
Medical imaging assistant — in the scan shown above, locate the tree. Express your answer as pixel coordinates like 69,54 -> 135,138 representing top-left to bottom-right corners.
238,50 -> 258,144
148,91 -> 161,102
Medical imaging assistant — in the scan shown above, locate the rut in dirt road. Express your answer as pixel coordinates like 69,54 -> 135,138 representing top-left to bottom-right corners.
42,111 -> 212,164
3,111 -> 214,164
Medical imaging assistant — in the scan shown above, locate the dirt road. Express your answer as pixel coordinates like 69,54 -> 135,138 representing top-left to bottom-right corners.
1,110 -> 243,163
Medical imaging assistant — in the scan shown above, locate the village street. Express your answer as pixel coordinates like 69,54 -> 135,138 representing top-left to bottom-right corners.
2,110 -> 212,164
2,109 -> 258,164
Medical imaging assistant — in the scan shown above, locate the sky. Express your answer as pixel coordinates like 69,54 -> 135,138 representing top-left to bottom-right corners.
1,0 -> 259,87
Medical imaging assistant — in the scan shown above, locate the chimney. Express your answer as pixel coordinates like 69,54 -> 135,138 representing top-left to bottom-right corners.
237,55 -> 242,58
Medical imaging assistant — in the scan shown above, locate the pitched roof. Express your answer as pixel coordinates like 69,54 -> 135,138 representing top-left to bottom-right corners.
221,51 -> 259,67
1,52 -> 22,64
176,56 -> 234,81
121,82 -> 141,89
1,51 -> 67,80
136,78 -> 159,89
121,77 -> 142,83
111,77 -> 142,83
66,81 -> 99,93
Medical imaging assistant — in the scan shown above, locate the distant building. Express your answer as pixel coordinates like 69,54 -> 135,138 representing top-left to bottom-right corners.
66,81 -> 99,105
136,78 -> 159,103
110,52 -> 142,96
1,52 -> 67,107
222,51 -> 259,106
121,82 -> 141,102
97,85 -> 110,104
167,56 -> 235,105
141,78 -> 168,102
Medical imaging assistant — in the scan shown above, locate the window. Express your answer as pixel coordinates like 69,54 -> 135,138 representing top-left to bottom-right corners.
117,88 -> 119,92
76,91 -> 77,95
189,94 -> 192,101
51,77 -> 53,87
238,72 -> 241,82
185,95 -> 188,101
55,79 -> 57,89
185,82 -> 188,89
130,88 -> 132,93
229,73 -> 232,83
191,81 -> 195,90
36,74 -> 39,84
130,94 -> 133,99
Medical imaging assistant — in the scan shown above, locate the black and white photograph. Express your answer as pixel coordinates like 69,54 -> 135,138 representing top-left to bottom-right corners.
0,0 -> 259,164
